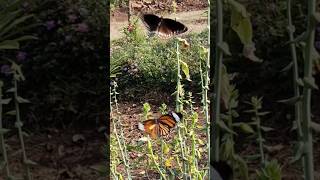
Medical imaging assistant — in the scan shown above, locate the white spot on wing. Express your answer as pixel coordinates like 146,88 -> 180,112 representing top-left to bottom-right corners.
171,112 -> 180,122
138,122 -> 145,131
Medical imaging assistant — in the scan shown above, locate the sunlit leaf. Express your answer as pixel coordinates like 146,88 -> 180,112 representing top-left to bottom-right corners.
165,157 -> 174,168
180,60 -> 191,81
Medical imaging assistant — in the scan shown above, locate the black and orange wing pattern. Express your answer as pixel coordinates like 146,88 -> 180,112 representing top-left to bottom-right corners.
141,119 -> 159,139
159,115 -> 177,128
139,114 -> 178,138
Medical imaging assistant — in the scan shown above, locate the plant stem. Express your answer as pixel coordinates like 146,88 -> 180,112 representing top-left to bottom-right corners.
147,139 -> 167,180
302,0 -> 316,179
212,0 -> 224,162
205,0 -> 211,177
287,0 -> 304,172
111,83 -> 132,180
175,40 -> 187,179
0,83 -> 11,178
176,41 -> 183,112
13,79 -> 32,180
256,115 -> 265,165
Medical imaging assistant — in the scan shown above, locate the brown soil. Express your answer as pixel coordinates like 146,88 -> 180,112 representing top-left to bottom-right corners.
5,129 -> 106,180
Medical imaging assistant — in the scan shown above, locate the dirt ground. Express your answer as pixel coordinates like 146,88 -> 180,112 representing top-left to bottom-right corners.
5,129 -> 106,180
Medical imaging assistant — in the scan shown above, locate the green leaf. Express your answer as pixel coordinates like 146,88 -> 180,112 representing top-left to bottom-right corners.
24,159 -> 37,166
22,131 -> 30,137
256,160 -> 281,180
14,121 -> 23,128
285,32 -> 306,44
217,42 -> 231,56
0,40 -> 19,49
303,77 -> 318,89
257,111 -> 270,116
6,88 -> 15,93
260,126 -> 274,132
11,62 -> 25,81
290,142 -> 304,163
243,43 -> 263,62
280,62 -> 293,72
233,154 -> 249,180
296,78 -> 304,87
12,35 -> 38,42
277,96 -> 302,105
0,14 -> 34,37
313,12 -> 320,22
0,128 -> 10,134
180,60 -> 191,81
310,121 -> 320,132
217,120 -> 237,135
6,110 -> 16,115
16,96 -> 30,103
239,123 -> 255,134
229,0 -> 252,44
0,98 -> 12,104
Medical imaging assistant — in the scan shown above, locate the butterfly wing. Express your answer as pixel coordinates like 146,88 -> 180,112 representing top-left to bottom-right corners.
138,119 -> 159,139
157,18 -> 188,38
159,115 -> 177,128
138,113 -> 180,138
141,14 -> 161,32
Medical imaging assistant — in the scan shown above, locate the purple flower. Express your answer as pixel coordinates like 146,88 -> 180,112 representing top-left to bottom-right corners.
16,51 -> 27,62
74,23 -> 89,33
1,65 -> 11,76
45,20 -> 56,30
68,14 -> 78,23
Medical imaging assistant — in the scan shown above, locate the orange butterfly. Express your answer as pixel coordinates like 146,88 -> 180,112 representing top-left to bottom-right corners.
138,111 -> 182,139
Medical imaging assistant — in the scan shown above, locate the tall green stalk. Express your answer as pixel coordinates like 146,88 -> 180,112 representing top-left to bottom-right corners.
286,0 -> 304,172
175,40 -> 187,179
256,112 -> 265,165
0,81 -> 11,178
13,78 -> 32,180
111,82 -> 132,180
301,0 -> 316,179
212,0 -> 224,162
205,0 -> 211,177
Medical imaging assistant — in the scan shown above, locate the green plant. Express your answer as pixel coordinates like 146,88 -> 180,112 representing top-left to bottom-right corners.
0,1 -> 37,51
110,80 -> 132,180
212,0 -> 224,163
0,80 -> 14,179
300,0 -> 317,179
244,96 -> 272,166
256,160 -> 282,180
